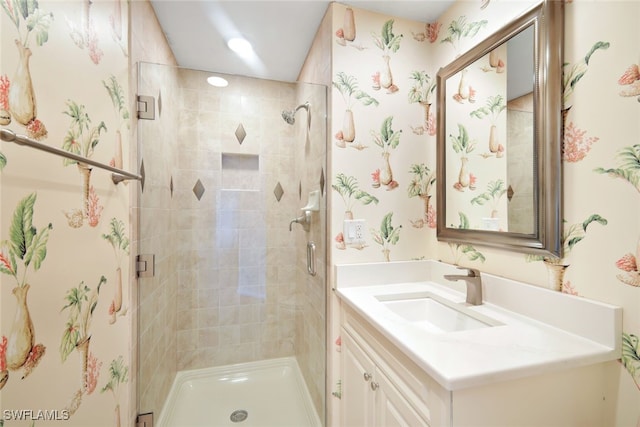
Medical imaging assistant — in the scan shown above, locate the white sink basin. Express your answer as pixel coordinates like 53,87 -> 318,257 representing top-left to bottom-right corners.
376,292 -> 500,333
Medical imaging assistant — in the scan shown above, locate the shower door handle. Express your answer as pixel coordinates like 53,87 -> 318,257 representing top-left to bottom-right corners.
307,242 -> 316,276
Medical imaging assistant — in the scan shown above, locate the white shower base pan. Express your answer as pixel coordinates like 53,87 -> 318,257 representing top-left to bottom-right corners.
157,357 -> 322,427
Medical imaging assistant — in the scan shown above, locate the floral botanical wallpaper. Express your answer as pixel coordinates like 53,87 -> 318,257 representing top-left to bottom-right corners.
443,42 -> 509,231
327,1 -> 640,425
331,6 -> 436,264
0,0 -> 131,426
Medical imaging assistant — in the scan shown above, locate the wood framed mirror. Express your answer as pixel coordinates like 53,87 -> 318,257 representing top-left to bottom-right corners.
436,0 -> 564,257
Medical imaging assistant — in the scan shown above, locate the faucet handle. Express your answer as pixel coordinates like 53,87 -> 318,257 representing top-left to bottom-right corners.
457,266 -> 481,277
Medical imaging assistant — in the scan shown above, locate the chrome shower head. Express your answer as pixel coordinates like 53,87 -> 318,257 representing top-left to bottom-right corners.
281,102 -> 310,125
282,110 -> 296,125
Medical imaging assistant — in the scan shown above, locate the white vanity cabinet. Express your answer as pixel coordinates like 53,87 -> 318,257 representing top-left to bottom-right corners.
340,303 -> 612,427
336,260 -> 621,426
341,306 -> 451,427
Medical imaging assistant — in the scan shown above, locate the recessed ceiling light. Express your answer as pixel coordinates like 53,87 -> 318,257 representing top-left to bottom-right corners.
227,37 -> 253,58
207,76 -> 229,87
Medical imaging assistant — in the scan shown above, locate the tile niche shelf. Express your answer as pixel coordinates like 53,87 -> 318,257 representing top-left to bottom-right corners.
221,153 -> 260,191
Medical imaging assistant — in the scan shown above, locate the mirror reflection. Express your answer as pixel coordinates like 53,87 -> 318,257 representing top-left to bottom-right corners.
444,25 -> 534,234
436,1 -> 564,257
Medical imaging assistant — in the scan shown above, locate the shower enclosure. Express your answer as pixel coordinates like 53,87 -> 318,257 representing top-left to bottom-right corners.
135,62 -> 327,424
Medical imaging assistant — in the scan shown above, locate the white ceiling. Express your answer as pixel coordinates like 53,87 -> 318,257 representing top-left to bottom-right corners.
149,1 -> 454,82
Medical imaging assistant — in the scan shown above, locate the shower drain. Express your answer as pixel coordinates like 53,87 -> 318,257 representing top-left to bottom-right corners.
230,409 -> 248,423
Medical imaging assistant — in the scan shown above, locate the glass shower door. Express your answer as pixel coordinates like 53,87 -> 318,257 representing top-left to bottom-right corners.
136,61 -> 181,419
136,61 -> 327,425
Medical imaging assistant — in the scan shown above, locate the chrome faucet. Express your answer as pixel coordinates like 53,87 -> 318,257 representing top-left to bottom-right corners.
444,267 -> 483,306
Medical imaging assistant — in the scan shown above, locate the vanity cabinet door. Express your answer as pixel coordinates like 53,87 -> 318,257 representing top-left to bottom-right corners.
375,369 -> 429,427
342,330 -> 376,427
342,329 -> 429,427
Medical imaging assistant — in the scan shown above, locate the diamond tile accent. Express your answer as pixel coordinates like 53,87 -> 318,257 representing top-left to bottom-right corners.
140,159 -> 146,193
299,181 -> 302,200
273,182 -> 284,202
170,175 -> 174,197
193,179 -> 205,201
320,168 -> 325,195
235,123 -> 247,145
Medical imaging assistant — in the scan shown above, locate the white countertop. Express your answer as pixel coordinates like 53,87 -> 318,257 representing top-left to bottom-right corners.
335,260 -> 622,391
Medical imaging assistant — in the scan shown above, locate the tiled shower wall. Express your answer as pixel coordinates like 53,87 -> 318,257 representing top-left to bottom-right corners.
140,66 -> 326,421
172,68 -> 300,368
132,1 -> 326,421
